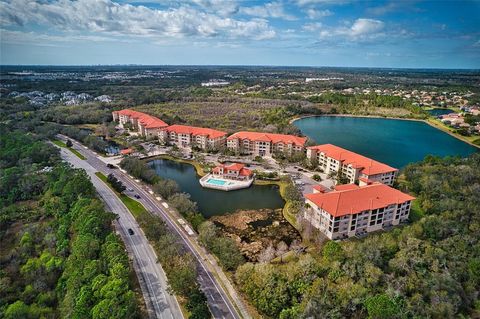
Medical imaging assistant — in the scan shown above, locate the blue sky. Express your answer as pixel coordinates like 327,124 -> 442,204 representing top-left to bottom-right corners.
1,0 -> 479,68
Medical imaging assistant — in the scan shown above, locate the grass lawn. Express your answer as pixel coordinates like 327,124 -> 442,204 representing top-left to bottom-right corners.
53,139 -> 87,160
95,172 -> 147,218
52,139 -> 67,148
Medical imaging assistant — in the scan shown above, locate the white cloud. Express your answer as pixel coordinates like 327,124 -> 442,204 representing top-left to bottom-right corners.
240,2 -> 296,21
350,18 -> 384,36
305,8 -> 333,19
295,0 -> 350,7
0,0 -> 275,40
367,2 -> 399,15
0,28 -> 133,47
190,0 -> 239,16
319,18 -> 385,40
303,22 -> 322,32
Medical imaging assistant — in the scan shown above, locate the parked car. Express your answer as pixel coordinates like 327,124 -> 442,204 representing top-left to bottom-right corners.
128,228 -> 134,235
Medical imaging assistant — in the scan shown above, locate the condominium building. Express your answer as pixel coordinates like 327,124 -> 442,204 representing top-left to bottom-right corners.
304,182 -> 415,240
158,124 -> 227,151
307,144 -> 398,186
227,131 -> 307,157
112,109 -> 168,139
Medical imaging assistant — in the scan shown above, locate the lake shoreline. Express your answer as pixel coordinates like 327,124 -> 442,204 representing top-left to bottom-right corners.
145,156 -> 286,217
291,114 -> 480,150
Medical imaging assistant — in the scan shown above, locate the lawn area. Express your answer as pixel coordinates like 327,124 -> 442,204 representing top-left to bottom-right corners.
52,139 -> 87,160
95,172 -> 147,218
52,139 -> 67,148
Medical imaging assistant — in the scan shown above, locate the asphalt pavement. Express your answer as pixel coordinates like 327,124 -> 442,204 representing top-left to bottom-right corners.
57,146 -> 183,319
57,135 -> 247,319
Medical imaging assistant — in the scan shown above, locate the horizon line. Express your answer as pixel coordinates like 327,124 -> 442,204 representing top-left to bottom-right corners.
1,64 -> 479,71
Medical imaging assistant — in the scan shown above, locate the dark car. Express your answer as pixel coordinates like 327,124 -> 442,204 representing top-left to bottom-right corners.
127,228 -> 134,235
134,194 -> 141,199
107,163 -> 117,169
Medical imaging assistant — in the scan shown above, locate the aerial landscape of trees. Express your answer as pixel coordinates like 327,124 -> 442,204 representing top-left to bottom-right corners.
1,66 -> 479,319
0,129 -> 141,318
234,154 -> 480,318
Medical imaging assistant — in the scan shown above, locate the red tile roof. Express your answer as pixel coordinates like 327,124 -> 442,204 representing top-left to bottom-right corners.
113,109 -> 168,129
213,163 -> 253,177
227,131 -> 307,146
359,177 -> 374,185
308,144 -> 397,176
163,124 -> 227,139
334,184 -> 359,191
239,167 -> 253,177
305,182 -> 415,217
313,184 -> 328,193
120,148 -> 133,155
224,163 -> 245,171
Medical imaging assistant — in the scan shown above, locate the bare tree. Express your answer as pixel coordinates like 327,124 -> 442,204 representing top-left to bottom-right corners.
257,244 -> 276,263
276,241 -> 289,257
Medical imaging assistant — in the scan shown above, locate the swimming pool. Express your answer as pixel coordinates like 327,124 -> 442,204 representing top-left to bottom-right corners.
206,178 -> 227,186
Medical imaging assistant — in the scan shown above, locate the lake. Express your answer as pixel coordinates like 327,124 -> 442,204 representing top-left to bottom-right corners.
294,116 -> 477,168
148,158 -> 285,217
427,108 -> 455,117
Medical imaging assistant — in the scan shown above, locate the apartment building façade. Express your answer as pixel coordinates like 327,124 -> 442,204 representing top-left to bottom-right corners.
227,131 -> 307,157
112,109 -> 168,139
158,124 -> 227,151
307,144 -> 398,186
305,181 -> 415,240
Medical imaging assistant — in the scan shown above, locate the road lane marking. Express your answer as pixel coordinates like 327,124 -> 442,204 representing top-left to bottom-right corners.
60,151 -> 182,319
66,142 -> 241,319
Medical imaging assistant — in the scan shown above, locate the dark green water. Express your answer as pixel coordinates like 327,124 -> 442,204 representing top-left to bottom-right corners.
294,116 -> 477,168
148,159 -> 285,217
427,108 -> 455,116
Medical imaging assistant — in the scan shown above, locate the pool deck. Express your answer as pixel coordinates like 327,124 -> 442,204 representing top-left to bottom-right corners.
199,174 -> 254,191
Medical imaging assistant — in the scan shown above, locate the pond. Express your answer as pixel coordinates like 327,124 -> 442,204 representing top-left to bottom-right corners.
427,108 -> 455,117
147,158 -> 285,217
294,116 -> 477,168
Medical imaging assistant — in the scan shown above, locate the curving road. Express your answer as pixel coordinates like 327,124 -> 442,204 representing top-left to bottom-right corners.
57,145 -> 183,319
57,135 -> 249,319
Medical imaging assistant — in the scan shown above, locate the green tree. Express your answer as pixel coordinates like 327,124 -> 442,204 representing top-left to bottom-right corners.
365,294 -> 400,319
152,179 -> 180,200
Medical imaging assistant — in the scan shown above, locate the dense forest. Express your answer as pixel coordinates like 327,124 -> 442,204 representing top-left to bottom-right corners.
0,129 -> 142,318
234,154 -> 480,319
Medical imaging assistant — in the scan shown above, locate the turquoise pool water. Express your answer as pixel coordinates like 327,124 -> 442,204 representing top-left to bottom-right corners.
294,116 -> 477,168
207,178 -> 227,186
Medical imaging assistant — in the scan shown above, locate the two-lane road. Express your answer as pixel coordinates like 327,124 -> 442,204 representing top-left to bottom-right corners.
58,135 -> 247,319
57,146 -> 183,319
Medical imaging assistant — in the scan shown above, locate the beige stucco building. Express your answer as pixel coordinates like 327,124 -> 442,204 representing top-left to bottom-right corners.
307,144 -> 398,186
112,109 -> 168,139
305,182 -> 415,240
158,124 -> 227,151
227,131 -> 307,157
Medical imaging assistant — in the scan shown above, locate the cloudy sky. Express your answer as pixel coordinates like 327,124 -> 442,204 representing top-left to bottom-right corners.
1,0 -> 479,68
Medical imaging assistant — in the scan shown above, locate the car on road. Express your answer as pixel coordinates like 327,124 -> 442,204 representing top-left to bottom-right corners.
107,163 -> 117,169
128,188 -> 134,192
134,194 -> 141,199
127,228 -> 134,235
